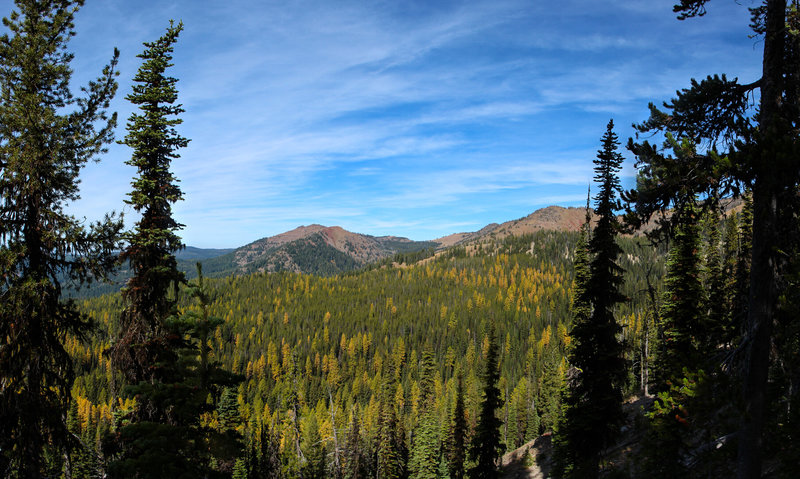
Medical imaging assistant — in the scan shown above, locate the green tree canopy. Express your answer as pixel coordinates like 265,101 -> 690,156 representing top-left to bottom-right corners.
0,0 -> 120,475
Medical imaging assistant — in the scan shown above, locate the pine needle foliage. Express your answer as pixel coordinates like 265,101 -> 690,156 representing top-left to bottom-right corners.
109,20 -> 188,384
655,200 -> 706,389
468,322 -> 504,478
555,120 -> 627,479
104,22 -> 241,478
0,1 -> 120,475
447,374 -> 468,479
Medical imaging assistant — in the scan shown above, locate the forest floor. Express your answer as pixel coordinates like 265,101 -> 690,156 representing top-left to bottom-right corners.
500,433 -> 552,478
500,395 -> 654,478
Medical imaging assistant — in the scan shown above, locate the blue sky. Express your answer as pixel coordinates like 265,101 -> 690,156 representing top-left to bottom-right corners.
6,0 -> 762,247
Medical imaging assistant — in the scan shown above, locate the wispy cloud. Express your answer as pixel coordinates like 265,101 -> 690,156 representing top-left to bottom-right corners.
51,0 -> 762,247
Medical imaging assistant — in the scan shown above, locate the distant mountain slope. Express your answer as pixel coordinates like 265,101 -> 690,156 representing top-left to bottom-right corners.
74,203 -> 687,298
432,198 -> 745,250
197,225 -> 437,277
175,246 -> 235,261
433,206 -> 591,247
68,246 -> 235,298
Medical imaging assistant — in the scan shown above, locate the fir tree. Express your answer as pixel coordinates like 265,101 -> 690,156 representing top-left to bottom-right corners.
641,199 -> 707,477
409,347 -> 440,479
184,262 -> 225,389
468,323 -> 504,478
342,409 -> 367,479
255,424 -> 283,479
625,3 -> 800,475
302,413 -> 327,479
555,120 -> 626,479
104,22 -> 241,478
109,19 -> 188,386
377,367 -> 406,479
655,199 -> 706,389
0,1 -> 120,475
732,192 -> 752,331
447,374 -> 467,479
218,387 -> 241,431
703,207 -> 728,346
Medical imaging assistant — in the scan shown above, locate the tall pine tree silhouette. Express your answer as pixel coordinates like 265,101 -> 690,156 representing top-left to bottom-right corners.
555,120 -> 626,479
447,373 -> 467,479
468,323 -> 504,478
109,21 -> 188,387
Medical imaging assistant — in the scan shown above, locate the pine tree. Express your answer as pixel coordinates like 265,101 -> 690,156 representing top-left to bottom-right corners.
641,199 -> 707,477
184,262 -> 225,389
703,207 -> 728,346
655,199 -> 706,389
468,323 -> 504,478
104,22 -> 231,479
732,192 -> 752,331
377,366 -> 406,479
255,424 -> 283,478
302,413 -> 327,479
219,387 -> 241,430
555,120 -> 626,479
409,347 -> 440,479
0,1 -> 120,475
342,409 -> 367,479
447,374 -> 467,479
109,20 -> 188,386
625,3 -> 800,475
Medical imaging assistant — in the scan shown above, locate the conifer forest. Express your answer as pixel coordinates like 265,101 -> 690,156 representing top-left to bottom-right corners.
1,1 -> 799,478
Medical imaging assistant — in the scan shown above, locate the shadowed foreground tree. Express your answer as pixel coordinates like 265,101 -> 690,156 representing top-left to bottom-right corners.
447,374 -> 467,479
468,323 -> 504,478
555,120 -> 627,479
0,0 -> 120,476
625,2 -> 800,477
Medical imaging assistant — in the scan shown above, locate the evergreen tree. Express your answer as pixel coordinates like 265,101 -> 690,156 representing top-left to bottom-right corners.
572,192 -> 593,333
377,367 -> 406,479
342,409 -> 367,479
703,207 -> 728,346
0,1 -> 120,475
555,120 -> 626,479
255,424 -> 283,479
302,413 -> 327,479
103,22 -> 241,478
625,3 -> 800,475
185,262 -> 226,389
409,347 -> 440,479
109,20 -> 188,386
655,199 -> 706,389
468,323 -> 504,478
447,374 -> 467,479
219,387 -> 241,431
732,192 -> 753,331
641,199 -> 707,477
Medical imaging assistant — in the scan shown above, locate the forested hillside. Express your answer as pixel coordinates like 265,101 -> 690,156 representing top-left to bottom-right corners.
3,0 -> 800,478
69,230 -> 667,477
72,226 -> 437,299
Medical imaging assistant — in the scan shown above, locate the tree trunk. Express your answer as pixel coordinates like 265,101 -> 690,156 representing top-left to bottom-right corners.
737,186 -> 778,479
736,1 -> 786,477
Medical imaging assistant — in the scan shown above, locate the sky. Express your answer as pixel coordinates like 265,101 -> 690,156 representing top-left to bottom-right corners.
3,0 -> 763,248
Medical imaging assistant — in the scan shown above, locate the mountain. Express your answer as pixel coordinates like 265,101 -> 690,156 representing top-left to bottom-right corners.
175,246 -> 235,261
193,224 -> 437,278
434,206 -> 591,247
73,205 -> 631,297
66,246 -> 236,298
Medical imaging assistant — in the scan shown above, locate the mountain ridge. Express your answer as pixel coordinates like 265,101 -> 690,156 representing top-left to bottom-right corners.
74,203 -> 648,298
